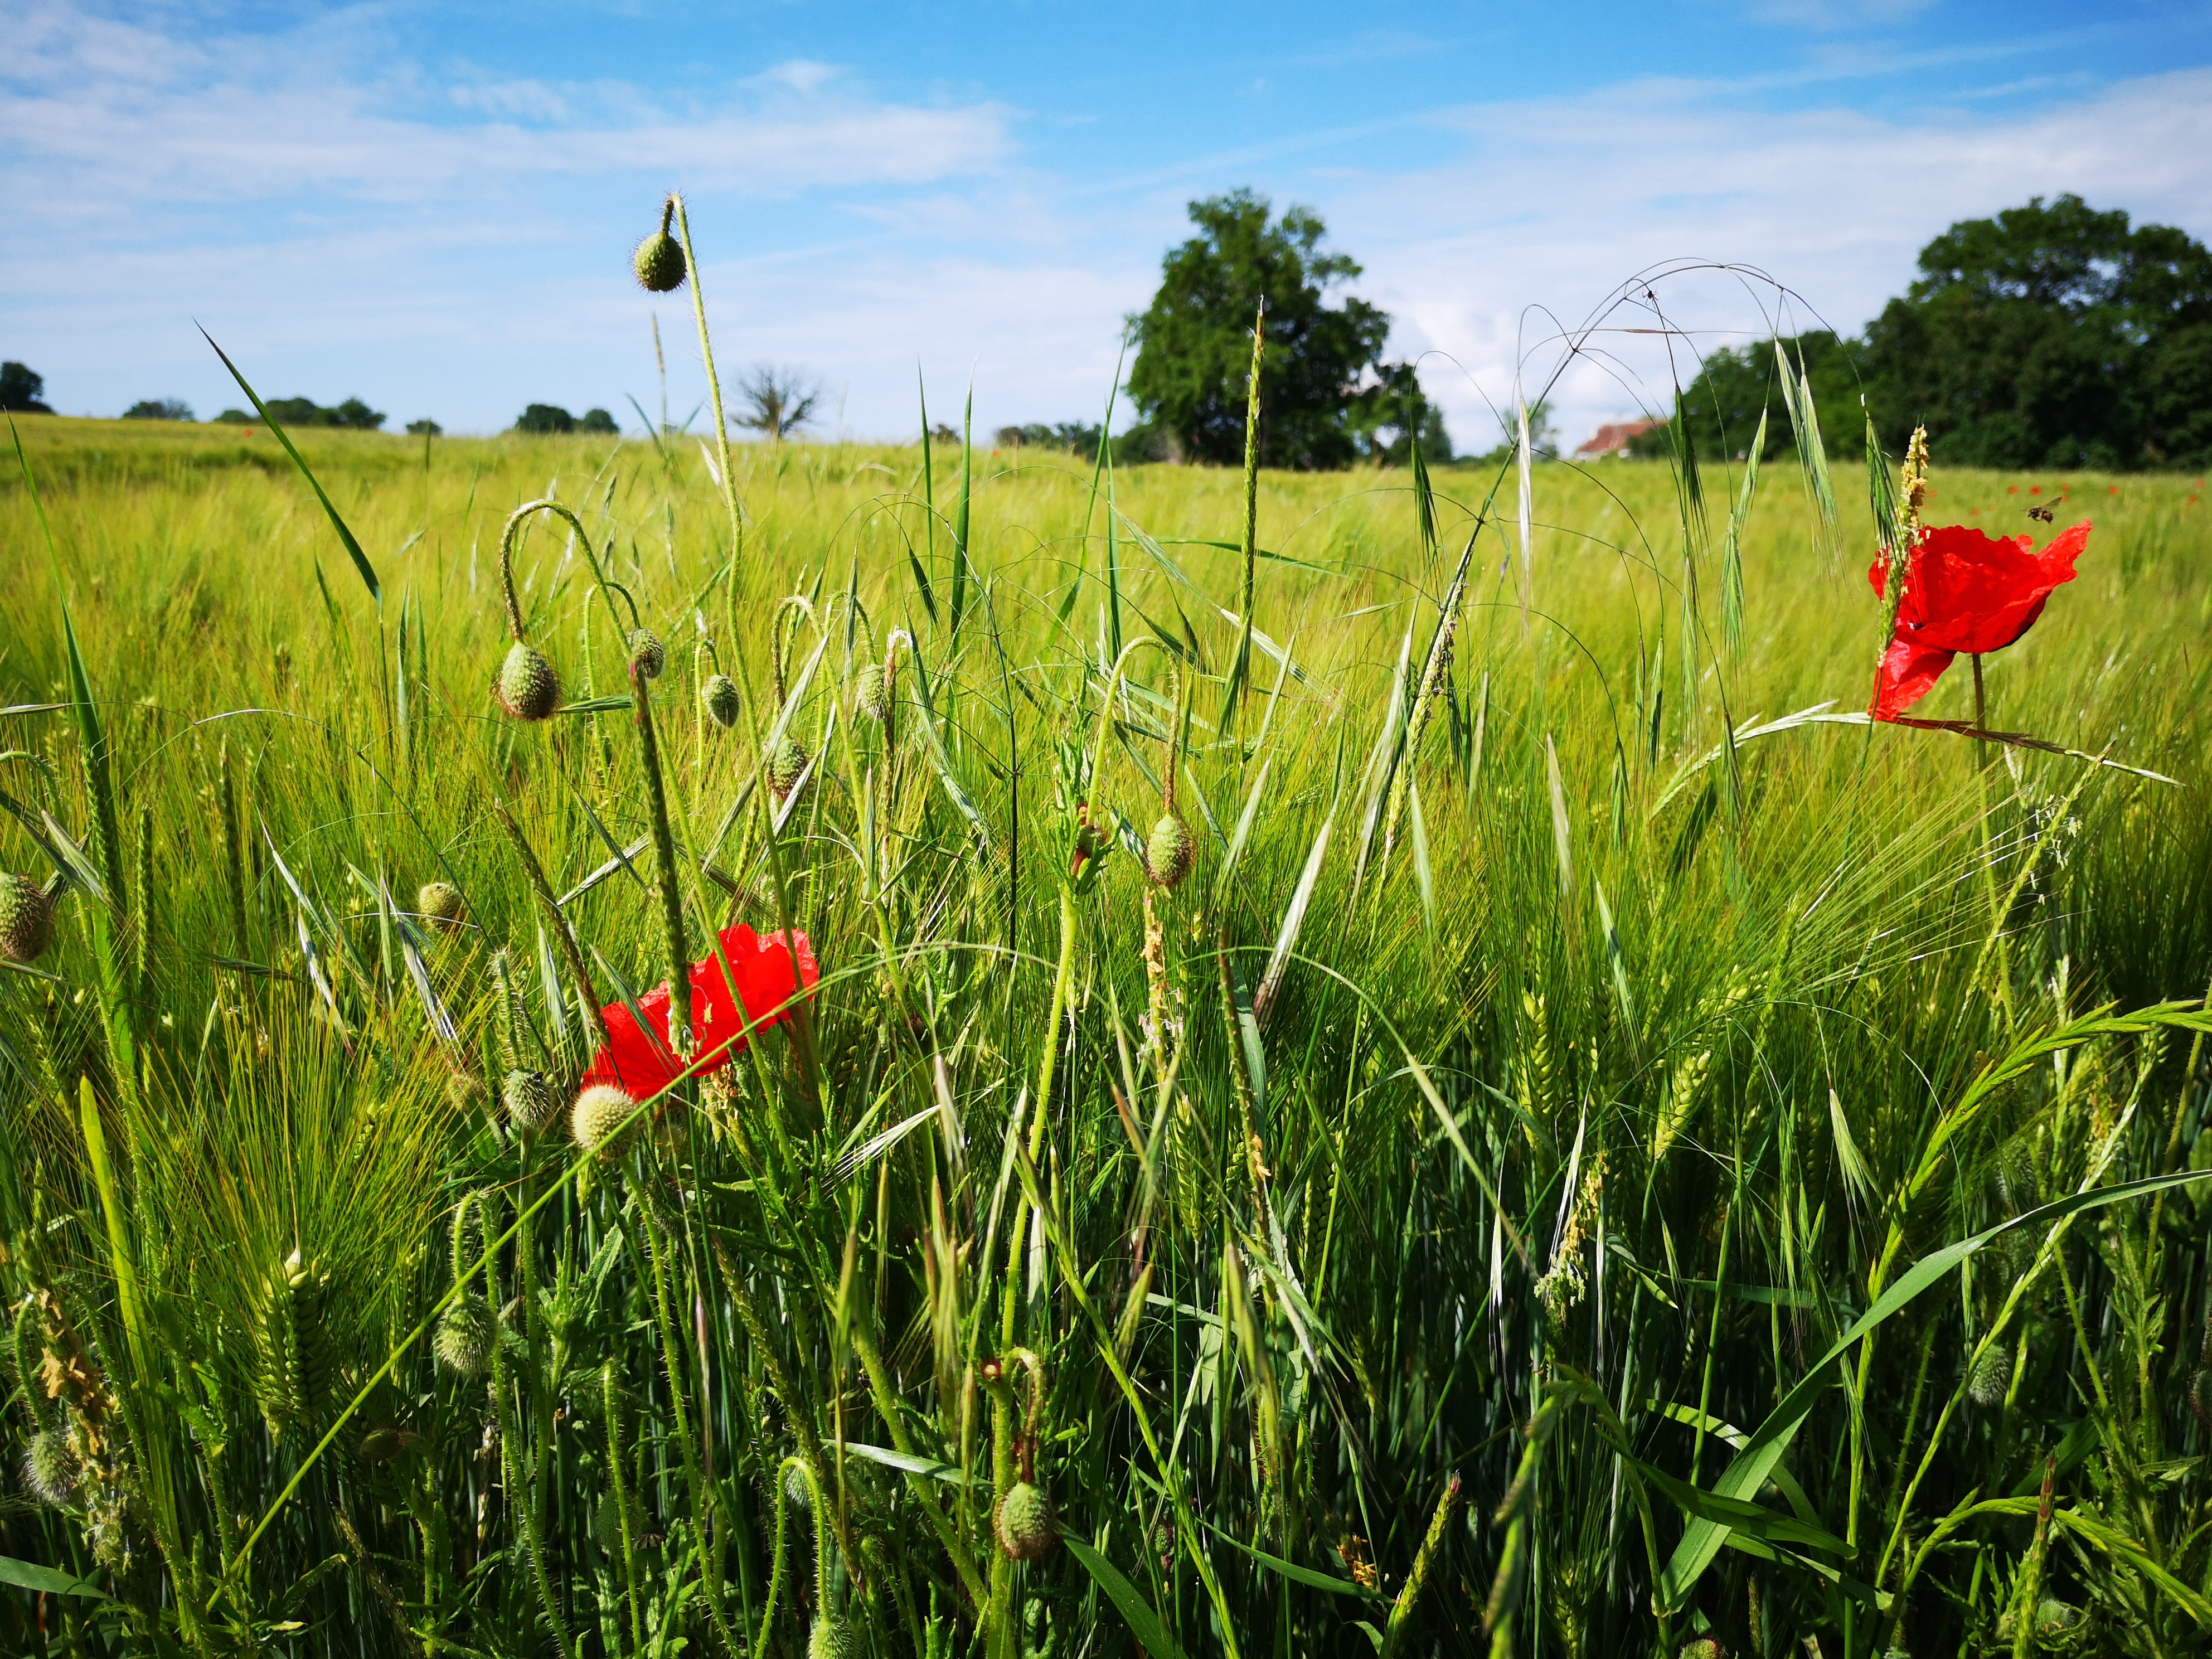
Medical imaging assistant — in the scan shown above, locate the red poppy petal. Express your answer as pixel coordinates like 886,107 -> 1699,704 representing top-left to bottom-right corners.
1895,522 -> 2088,655
585,926 -> 822,1089
1871,634 -> 1956,721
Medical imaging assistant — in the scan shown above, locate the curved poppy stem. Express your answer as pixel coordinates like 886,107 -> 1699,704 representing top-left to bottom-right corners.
1970,653 -> 1988,772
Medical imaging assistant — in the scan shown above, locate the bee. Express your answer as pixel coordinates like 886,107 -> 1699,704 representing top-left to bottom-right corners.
2027,504 -> 2055,523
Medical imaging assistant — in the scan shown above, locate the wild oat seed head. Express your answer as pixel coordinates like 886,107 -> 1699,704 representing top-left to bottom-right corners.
417,881 -> 464,931
0,874 -> 54,964
1146,813 -> 1195,890
497,642 -> 561,722
702,673 -> 742,729
572,1084 -> 643,1161
996,1480 -> 1056,1561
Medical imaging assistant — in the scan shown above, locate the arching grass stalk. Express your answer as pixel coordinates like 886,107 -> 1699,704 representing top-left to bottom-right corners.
667,193 -> 744,573
1000,638 -> 1165,1348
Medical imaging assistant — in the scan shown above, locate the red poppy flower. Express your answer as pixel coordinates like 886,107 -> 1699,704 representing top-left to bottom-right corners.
1866,521 -> 2090,721
581,924 -> 819,1096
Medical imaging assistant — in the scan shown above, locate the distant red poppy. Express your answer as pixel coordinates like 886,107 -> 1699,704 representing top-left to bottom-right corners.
581,924 -> 819,1096
1867,521 -> 2090,720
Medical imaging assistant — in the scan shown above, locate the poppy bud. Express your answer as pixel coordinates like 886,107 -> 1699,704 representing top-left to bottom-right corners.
853,662 -> 889,724
22,1429 -> 80,1507
503,1069 -> 557,1134
1146,813 -> 1194,890
633,227 -> 687,294
497,642 -> 561,722
627,628 -> 666,680
416,881 -> 464,932
767,735 -> 811,800
1676,1643 -> 1725,1659
433,1294 -> 496,1378
572,1083 -> 644,1160
1967,1344 -> 2011,1408
995,1480 -> 1056,1561
783,1460 -> 813,1511
702,673 -> 741,729
808,1617 -> 855,1659
0,873 -> 54,964
594,1490 -> 645,1554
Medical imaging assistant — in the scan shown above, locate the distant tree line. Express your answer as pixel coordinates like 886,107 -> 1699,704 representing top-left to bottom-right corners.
215,396 -> 387,430
1,362 -> 54,413
515,405 -> 618,435
1672,196 -> 2212,470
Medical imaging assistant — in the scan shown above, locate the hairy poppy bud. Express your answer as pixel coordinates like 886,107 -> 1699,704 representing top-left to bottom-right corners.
1676,1643 -> 1725,1659
433,1294 -> 496,1377
497,642 -> 561,722
627,628 -> 665,680
417,880 -> 463,931
0,873 -> 54,964
1967,1344 -> 2011,1408
22,1429 -> 80,1506
503,1069 -> 557,1134
767,735 -> 810,800
995,1480 -> 1055,1561
853,662 -> 889,724
702,673 -> 741,729
807,1617 -> 854,1659
1146,813 -> 1194,890
634,227 -> 687,294
572,1083 -> 643,1160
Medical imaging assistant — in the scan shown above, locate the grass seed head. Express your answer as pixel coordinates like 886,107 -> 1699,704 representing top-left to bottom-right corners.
0,874 -> 55,964
627,628 -> 666,680
503,1069 -> 558,1134
853,662 -> 889,724
702,673 -> 742,729
995,1479 -> 1056,1561
433,1294 -> 496,1378
572,1084 -> 643,1161
416,880 -> 463,931
1146,812 -> 1194,890
497,642 -> 561,722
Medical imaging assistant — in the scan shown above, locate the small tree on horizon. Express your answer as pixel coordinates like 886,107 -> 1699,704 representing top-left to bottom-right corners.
1,362 -> 54,414
734,366 -> 820,443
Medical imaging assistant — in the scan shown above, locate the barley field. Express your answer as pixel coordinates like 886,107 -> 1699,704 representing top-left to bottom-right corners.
3,387 -> 2211,1659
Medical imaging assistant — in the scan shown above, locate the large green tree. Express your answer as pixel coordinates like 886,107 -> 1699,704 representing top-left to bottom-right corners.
1672,329 -> 1859,464
1127,190 -> 1401,469
1860,194 -> 2212,469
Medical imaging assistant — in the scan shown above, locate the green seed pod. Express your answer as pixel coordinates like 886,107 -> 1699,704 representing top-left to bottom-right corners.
2190,1366 -> 2212,1430
503,1069 -> 558,1134
1967,1343 -> 2011,1409
22,1429 -> 79,1507
1676,1643 -> 1725,1659
1146,813 -> 1194,890
767,735 -> 811,800
2035,1598 -> 2083,1637
497,642 -> 561,722
0,873 -> 54,964
416,880 -> 463,931
853,662 -> 889,724
572,1083 -> 644,1161
995,1479 -> 1056,1561
633,227 -> 687,294
433,1294 -> 496,1379
783,1459 -> 813,1512
807,1616 -> 855,1659
627,628 -> 666,680
702,673 -> 742,729
594,1488 -> 645,1554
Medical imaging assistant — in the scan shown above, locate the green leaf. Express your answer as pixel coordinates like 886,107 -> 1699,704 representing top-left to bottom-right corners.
1198,1517 -> 1379,1598
0,1554 -> 109,1598
198,327 -> 381,604
1658,1165 -> 2212,1610
1063,1532 -> 1187,1659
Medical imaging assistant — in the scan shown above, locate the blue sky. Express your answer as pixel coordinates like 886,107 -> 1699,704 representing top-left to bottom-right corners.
7,0 -> 2212,450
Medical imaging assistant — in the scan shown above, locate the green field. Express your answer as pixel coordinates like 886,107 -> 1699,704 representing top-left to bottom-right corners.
3,405 -> 2211,1658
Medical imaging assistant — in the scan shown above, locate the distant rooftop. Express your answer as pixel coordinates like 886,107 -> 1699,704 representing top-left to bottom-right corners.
1574,418 -> 1664,459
